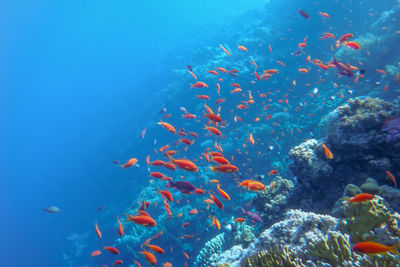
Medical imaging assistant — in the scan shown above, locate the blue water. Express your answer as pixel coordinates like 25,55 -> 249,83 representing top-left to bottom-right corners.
1,0 -> 398,266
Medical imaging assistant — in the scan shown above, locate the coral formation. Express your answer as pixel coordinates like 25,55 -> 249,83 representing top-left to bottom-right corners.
194,233 -> 226,267
239,209 -> 338,261
241,247 -> 306,267
252,176 -> 294,226
309,231 -> 353,267
288,97 -> 398,212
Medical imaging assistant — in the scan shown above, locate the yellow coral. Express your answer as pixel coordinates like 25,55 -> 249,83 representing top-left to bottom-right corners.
309,231 -> 352,267
340,196 -> 392,243
242,247 -> 305,267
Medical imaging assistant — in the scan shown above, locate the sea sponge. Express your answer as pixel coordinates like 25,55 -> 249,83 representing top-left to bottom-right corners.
339,196 -> 392,243
241,247 -> 306,267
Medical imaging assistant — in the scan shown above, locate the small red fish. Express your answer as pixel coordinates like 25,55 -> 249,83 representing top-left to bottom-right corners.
104,246 -> 120,254
386,170 -> 397,187
353,241 -> 399,255
348,193 -> 374,203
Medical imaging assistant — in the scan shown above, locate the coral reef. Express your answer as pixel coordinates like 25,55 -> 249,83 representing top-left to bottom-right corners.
288,97 -> 398,213
194,233 -> 226,267
252,176 -> 294,226
239,209 -> 338,261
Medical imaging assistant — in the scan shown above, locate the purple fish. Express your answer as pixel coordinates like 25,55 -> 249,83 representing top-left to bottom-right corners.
330,58 -> 353,77
298,9 -> 310,19
166,180 -> 196,194
242,208 -> 262,223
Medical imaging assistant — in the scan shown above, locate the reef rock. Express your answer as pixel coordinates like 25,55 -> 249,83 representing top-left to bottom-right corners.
288,97 -> 399,212
239,209 -> 338,261
252,176 -> 294,226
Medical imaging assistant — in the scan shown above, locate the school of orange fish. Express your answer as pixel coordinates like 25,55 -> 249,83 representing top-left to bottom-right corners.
86,7 -> 399,267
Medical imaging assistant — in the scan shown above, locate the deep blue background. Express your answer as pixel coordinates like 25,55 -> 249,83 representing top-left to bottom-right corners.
0,0 -> 265,266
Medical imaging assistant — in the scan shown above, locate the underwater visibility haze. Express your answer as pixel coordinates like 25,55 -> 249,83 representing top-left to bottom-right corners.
1,0 -> 400,266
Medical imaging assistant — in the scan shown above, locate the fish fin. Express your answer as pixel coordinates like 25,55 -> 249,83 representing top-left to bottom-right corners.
389,243 -> 400,255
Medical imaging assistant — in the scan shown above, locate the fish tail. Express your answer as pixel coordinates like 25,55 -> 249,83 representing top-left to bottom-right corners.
209,166 -> 215,172
389,243 -> 400,255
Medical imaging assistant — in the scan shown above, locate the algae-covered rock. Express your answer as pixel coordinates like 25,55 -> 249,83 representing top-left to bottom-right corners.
361,183 -> 380,194
339,196 -> 393,243
343,184 -> 362,197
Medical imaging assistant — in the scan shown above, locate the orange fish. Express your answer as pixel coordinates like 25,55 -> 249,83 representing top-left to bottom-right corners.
352,241 -> 399,255
113,260 -> 123,266
150,160 -> 166,166
125,214 -> 157,226
338,33 -> 354,43
189,209 -> 198,215
209,193 -> 224,209
167,155 -> 198,172
377,69 -> 386,75
117,216 -> 124,237
268,170 -> 278,175
298,68 -> 309,73
146,243 -> 165,254
238,45 -> 248,51
209,215 -> 221,230
212,156 -> 230,165
204,126 -> 222,136
231,88 -> 242,94
140,249 -> 157,265
386,170 -> 397,187
247,181 -> 266,191
91,250 -> 101,256
343,41 -> 361,50
163,262 -> 172,267
237,180 -> 252,187
182,113 -> 196,119
248,133 -> 255,145
234,218 -> 246,223
182,222 -> 190,229
158,190 -> 173,202
217,184 -> 230,200
190,81 -> 208,88
157,120 -> 176,134
219,44 -> 231,56
348,193 -> 374,203
104,246 -> 120,254
209,164 -> 238,173
183,252 -> 190,260
95,223 -> 102,238
205,113 -> 223,122
196,95 -> 210,100
319,12 -> 330,18
321,143 -> 333,159
120,158 -> 138,168
194,188 -> 205,194
208,70 -> 219,75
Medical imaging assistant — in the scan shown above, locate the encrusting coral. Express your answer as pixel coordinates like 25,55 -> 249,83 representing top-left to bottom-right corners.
309,231 -> 353,267
241,247 -> 306,267
252,176 -> 294,226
